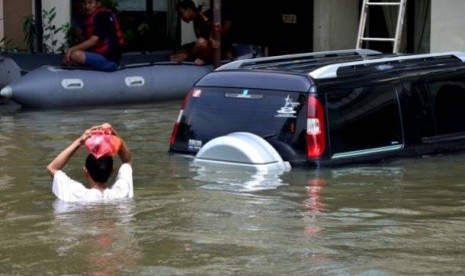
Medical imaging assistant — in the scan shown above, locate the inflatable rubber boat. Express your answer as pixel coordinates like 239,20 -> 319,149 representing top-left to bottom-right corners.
0,56 -> 21,89
0,62 -> 213,109
0,45 -> 260,109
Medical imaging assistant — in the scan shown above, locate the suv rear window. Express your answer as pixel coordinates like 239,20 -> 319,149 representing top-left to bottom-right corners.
176,87 -> 305,152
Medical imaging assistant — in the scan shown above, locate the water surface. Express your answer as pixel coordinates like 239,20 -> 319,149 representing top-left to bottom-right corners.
1,101 -> 465,275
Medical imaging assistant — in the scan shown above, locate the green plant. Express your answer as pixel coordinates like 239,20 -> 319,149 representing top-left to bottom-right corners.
42,7 -> 66,53
58,22 -> 73,53
101,0 -> 118,10
23,7 -> 69,53
23,14 -> 36,52
0,37 -> 19,52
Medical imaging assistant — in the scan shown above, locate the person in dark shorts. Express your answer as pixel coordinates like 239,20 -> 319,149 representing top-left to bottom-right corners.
63,0 -> 124,71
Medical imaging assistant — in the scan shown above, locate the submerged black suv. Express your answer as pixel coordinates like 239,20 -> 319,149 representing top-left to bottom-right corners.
169,49 -> 465,168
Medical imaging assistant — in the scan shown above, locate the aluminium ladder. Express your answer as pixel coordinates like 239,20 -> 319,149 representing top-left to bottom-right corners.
356,0 -> 407,53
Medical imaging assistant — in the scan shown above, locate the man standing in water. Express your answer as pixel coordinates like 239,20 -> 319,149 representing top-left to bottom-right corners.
47,123 -> 133,202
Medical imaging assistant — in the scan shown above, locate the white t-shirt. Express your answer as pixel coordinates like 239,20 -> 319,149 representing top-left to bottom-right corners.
52,163 -> 133,202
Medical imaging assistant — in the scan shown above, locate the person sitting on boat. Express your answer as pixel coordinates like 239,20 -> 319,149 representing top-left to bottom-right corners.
63,0 -> 124,72
47,123 -> 133,202
170,0 -> 234,65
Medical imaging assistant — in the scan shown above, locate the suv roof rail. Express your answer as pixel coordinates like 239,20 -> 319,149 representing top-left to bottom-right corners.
217,49 -> 382,71
309,51 -> 465,79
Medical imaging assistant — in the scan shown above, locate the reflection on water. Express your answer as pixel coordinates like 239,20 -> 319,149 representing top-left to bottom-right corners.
1,102 -> 465,274
191,162 -> 289,192
303,177 -> 325,236
53,200 -> 139,275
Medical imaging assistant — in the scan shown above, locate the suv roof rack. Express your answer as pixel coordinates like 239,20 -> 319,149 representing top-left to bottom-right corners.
309,51 -> 465,79
217,49 -> 383,71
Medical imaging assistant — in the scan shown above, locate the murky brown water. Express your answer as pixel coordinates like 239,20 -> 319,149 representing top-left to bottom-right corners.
1,100 -> 465,275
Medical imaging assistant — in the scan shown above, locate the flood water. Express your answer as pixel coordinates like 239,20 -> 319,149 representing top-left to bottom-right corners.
1,100 -> 465,275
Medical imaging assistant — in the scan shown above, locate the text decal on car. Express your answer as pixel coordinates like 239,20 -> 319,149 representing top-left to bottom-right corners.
225,89 -> 263,99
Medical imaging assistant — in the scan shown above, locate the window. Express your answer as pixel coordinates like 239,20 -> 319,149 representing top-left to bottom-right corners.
327,85 -> 402,155
176,88 -> 305,152
428,80 -> 465,135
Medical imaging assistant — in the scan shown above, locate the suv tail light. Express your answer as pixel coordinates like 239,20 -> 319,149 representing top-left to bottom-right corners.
306,96 -> 326,158
170,89 -> 194,145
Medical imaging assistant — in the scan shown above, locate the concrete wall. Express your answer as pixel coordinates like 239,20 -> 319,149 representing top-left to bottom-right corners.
430,0 -> 465,52
313,0 -> 359,51
3,0 -> 32,50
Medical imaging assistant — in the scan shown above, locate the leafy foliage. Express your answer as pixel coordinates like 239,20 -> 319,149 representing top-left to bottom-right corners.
22,14 -> 36,52
23,7 -> 69,53
0,37 -> 19,52
42,7 -> 66,53
101,0 -> 118,10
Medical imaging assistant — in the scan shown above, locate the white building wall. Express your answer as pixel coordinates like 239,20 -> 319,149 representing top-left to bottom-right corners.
36,0 -> 70,51
313,0 -> 359,51
431,0 -> 465,52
